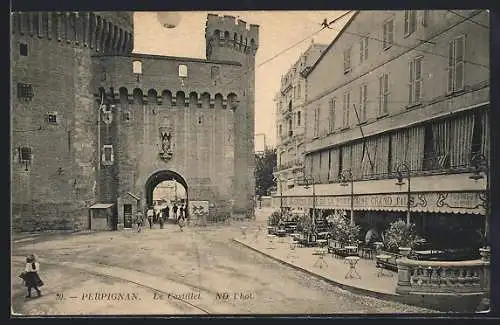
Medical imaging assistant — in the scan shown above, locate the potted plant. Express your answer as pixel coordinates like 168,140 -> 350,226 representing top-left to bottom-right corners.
327,214 -> 360,247
267,210 -> 282,234
382,220 -> 421,256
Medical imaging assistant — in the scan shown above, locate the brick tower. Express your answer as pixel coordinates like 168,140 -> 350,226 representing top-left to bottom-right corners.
205,14 -> 259,218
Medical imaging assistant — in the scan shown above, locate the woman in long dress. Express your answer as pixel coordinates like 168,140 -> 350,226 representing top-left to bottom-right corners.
21,254 -> 44,298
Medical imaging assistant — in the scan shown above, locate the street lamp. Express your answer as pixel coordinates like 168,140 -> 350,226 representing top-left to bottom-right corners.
469,153 -> 489,243
340,169 -> 354,226
273,175 -> 285,216
395,162 -> 411,225
302,176 -> 316,232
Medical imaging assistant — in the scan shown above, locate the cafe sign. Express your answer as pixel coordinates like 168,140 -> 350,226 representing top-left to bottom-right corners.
282,191 -> 485,215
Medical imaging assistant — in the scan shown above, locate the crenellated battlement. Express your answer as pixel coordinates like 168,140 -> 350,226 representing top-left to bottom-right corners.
11,11 -> 134,54
205,13 -> 259,58
96,87 -> 240,110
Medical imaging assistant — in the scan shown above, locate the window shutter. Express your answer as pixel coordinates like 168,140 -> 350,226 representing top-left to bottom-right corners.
359,38 -> 364,61
388,20 -> 394,45
364,38 -> 368,60
455,37 -> 465,90
378,76 -> 383,114
410,11 -> 417,33
404,11 -> 410,35
383,22 -> 387,48
364,85 -> 367,118
421,10 -> 429,27
414,57 -> 422,102
408,61 -> 414,104
447,41 -> 454,93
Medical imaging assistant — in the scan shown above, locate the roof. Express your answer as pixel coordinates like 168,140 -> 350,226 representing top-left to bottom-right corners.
303,11 -> 359,77
126,192 -> 141,201
89,203 -> 114,209
92,53 -> 242,66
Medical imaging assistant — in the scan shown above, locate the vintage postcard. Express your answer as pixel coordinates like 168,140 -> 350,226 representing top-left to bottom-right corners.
11,10 -> 490,316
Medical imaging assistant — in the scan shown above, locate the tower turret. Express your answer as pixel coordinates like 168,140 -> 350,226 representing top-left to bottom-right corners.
205,14 -> 259,63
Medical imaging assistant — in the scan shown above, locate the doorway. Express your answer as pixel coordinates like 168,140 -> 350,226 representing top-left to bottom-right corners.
123,204 -> 133,228
145,170 -> 189,222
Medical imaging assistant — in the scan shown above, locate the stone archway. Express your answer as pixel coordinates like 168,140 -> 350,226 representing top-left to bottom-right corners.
145,170 -> 189,218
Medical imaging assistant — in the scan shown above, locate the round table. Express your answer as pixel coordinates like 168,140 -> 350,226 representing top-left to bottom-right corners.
375,254 -> 393,277
345,245 -> 358,256
316,239 -> 328,247
344,256 -> 361,279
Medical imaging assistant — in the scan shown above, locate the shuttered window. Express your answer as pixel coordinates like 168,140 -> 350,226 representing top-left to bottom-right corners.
447,35 -> 466,93
408,56 -> 423,105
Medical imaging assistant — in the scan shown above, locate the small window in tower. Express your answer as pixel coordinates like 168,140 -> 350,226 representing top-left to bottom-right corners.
102,144 -> 114,165
20,43 -> 28,56
17,83 -> 34,101
46,112 -> 58,124
132,60 -> 142,74
19,146 -> 32,163
178,64 -> 188,77
211,66 -> 220,80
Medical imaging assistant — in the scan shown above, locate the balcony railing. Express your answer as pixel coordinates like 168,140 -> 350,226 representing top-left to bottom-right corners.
276,160 -> 304,172
310,152 -> 488,185
396,258 -> 490,295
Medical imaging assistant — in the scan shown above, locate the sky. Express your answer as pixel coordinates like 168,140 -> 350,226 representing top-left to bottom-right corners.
133,11 -> 350,148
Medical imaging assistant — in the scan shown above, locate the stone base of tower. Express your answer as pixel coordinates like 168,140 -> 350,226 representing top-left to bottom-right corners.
11,201 -> 90,233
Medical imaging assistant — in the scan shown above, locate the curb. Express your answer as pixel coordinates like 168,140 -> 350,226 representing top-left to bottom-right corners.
231,238 -> 403,302
232,238 -> 482,312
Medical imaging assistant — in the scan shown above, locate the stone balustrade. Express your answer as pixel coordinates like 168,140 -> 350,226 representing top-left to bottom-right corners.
396,258 -> 490,295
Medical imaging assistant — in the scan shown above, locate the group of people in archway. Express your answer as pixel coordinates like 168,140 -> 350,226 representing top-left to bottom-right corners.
136,203 -> 187,232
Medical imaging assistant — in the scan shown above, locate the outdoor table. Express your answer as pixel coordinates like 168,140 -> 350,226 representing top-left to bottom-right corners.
344,256 -> 361,279
241,226 -> 247,239
317,232 -> 330,239
375,254 -> 393,277
313,247 -> 328,268
345,245 -> 358,256
374,242 -> 384,253
267,234 -> 276,249
316,239 -> 328,247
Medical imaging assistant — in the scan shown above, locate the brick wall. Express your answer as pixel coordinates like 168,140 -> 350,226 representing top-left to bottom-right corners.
11,12 -> 130,232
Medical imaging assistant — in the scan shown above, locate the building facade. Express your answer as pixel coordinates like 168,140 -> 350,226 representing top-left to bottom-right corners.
280,10 -> 489,243
11,12 -> 259,231
273,41 -> 327,196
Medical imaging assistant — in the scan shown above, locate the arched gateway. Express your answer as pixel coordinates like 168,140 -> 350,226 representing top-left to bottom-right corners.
144,170 -> 189,218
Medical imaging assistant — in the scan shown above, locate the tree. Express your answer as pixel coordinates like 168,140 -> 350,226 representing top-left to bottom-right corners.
255,147 -> 277,197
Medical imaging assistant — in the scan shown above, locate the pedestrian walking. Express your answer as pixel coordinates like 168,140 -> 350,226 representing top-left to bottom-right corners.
173,204 -> 178,220
19,254 -> 44,298
164,205 -> 170,223
178,215 -> 186,232
135,210 -> 143,232
179,206 -> 184,220
146,207 -> 154,229
159,210 -> 164,229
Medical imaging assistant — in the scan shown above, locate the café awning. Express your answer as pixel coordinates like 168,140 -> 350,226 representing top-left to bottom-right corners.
277,173 -> 486,215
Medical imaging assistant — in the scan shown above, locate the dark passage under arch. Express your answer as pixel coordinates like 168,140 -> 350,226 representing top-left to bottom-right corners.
145,170 -> 189,217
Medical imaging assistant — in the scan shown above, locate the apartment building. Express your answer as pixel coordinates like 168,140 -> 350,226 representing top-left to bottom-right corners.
274,40 -> 327,195
280,10 -> 490,242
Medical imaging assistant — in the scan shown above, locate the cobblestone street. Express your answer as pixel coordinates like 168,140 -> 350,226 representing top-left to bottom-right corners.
11,210 -> 435,316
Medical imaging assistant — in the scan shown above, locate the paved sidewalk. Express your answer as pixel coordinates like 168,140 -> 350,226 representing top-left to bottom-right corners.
233,230 -> 402,301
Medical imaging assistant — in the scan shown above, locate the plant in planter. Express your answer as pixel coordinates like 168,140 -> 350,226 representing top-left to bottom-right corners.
296,214 -> 313,233
327,214 -> 360,247
382,220 -> 422,255
267,210 -> 282,227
